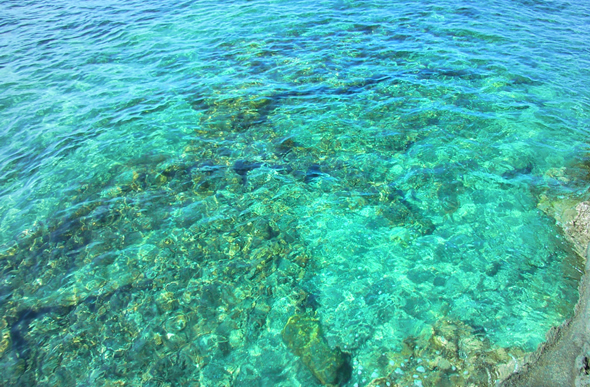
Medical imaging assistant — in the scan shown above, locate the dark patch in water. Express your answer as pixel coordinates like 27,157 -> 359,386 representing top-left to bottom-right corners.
267,225 -> 280,240
433,276 -> 446,287
502,163 -> 534,179
304,292 -> 320,311
304,164 -> 323,183
336,351 -> 353,386
84,295 -> 98,312
233,160 -> 262,184
486,261 -> 502,277
437,180 -> 466,214
10,306 -> 73,363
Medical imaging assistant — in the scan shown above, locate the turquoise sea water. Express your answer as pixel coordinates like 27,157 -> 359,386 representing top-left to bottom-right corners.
1,0 -> 590,385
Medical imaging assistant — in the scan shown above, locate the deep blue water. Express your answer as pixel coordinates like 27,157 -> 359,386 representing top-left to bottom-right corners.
1,0 -> 590,385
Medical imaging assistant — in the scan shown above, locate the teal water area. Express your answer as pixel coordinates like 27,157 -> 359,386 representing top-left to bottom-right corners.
1,0 -> 590,385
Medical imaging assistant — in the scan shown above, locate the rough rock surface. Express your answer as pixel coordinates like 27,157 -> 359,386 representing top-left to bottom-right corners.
565,202 -> 590,257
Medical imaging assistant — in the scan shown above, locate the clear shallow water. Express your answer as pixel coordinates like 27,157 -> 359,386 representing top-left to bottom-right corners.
1,0 -> 590,385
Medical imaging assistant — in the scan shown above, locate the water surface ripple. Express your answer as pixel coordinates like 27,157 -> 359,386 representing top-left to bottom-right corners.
1,0 -> 590,386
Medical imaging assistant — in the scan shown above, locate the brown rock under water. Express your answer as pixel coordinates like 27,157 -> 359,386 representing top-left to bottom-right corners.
282,314 -> 352,386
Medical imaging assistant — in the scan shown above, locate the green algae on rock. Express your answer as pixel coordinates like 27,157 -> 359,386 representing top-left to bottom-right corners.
282,314 -> 352,386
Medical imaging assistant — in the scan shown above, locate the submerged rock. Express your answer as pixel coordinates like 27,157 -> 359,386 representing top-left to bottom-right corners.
366,317 -> 525,387
499,243 -> 590,387
282,314 -> 352,386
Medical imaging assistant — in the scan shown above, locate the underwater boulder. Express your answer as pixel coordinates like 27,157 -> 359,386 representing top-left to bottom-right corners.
282,314 -> 352,386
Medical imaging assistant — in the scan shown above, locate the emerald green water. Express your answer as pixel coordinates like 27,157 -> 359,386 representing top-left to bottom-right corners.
1,0 -> 590,386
